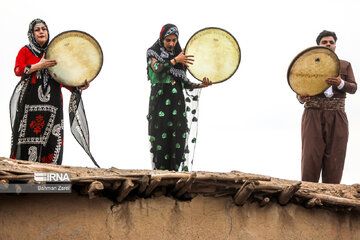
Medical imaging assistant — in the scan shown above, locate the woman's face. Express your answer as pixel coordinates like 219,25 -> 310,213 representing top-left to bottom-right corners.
33,23 -> 48,47
163,34 -> 177,51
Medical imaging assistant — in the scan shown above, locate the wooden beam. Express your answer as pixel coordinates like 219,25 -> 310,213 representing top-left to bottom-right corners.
296,191 -> 360,209
171,178 -> 187,193
144,176 -> 162,197
259,197 -> 270,207
88,181 -> 104,199
233,182 -> 255,206
0,174 -> 34,180
306,198 -> 322,208
137,175 -> 150,194
175,173 -> 197,198
117,179 -> 138,202
278,182 -> 301,205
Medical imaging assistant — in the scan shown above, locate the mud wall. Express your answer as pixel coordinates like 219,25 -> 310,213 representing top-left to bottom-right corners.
0,193 -> 359,240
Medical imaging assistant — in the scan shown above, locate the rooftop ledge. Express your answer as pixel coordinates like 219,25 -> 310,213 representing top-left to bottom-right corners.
0,157 -> 359,212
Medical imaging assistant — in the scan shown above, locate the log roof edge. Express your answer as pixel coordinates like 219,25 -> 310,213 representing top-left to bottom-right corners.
0,157 -> 359,212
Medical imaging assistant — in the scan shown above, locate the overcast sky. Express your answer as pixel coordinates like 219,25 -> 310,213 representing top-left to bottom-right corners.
1,0 -> 359,184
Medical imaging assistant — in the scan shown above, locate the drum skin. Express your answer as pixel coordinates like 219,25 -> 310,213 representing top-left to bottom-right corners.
45,31 -> 103,87
287,46 -> 339,96
184,28 -> 240,83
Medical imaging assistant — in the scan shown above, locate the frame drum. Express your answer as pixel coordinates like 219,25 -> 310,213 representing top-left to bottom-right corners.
184,28 -> 241,83
287,46 -> 339,96
45,30 -> 103,87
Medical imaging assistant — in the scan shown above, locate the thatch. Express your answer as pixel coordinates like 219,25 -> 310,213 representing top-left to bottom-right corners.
0,157 -> 359,212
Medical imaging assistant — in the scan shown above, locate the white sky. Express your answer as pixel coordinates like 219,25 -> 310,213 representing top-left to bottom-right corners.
1,0 -> 359,184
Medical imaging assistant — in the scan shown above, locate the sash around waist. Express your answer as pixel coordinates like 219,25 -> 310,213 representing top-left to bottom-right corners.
304,97 -> 345,110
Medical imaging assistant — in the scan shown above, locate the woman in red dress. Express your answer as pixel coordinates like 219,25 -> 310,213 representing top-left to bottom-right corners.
10,19 -> 97,166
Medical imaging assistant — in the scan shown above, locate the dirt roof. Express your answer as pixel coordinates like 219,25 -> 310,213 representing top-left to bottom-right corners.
0,157 -> 359,212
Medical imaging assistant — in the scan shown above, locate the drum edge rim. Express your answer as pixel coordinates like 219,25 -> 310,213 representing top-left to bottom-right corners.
45,30 -> 104,87
287,46 -> 340,96
184,27 -> 241,84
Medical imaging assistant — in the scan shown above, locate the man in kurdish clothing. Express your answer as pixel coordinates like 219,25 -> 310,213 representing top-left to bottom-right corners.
298,30 -> 357,184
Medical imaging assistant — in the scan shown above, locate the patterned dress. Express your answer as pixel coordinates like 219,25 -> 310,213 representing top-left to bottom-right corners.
147,24 -> 201,171
147,60 -> 189,170
10,46 -> 67,164
10,18 -> 98,167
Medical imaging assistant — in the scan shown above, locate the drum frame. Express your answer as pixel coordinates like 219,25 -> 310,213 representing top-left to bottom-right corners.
184,27 -> 241,84
45,30 -> 103,87
287,46 -> 339,96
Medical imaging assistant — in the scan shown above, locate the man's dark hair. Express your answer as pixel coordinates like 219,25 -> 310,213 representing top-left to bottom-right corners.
316,30 -> 337,45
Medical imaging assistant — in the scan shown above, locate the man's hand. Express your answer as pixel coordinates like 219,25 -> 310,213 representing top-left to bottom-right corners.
298,94 -> 310,102
326,76 -> 341,86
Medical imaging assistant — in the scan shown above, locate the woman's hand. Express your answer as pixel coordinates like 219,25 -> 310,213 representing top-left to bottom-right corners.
37,54 -> 57,69
28,54 -> 57,74
79,80 -> 90,90
174,50 -> 194,67
198,77 -> 212,88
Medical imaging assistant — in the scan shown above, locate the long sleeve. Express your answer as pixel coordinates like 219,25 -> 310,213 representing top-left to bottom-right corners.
340,61 -> 357,94
182,79 -> 198,90
14,47 -> 28,77
149,58 -> 172,73
14,47 -> 40,83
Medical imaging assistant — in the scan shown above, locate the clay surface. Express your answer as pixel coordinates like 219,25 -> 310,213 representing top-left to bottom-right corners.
0,193 -> 359,240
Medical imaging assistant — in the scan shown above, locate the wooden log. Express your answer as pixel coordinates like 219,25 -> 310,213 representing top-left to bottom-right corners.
255,182 -> 284,191
0,170 -> 10,175
88,181 -> 104,199
171,178 -> 187,193
137,175 -> 150,194
259,197 -> 270,207
252,194 -> 271,207
175,173 -> 196,198
71,176 -> 140,182
158,179 -> 178,186
352,184 -> 360,193
194,180 -> 243,189
233,182 -> 255,206
306,198 -> 322,208
144,176 -> 162,197
295,191 -> 360,209
0,174 -> 34,180
143,171 -> 270,182
278,182 -> 301,205
117,179 -> 138,202
109,167 -> 160,177
196,174 -> 270,182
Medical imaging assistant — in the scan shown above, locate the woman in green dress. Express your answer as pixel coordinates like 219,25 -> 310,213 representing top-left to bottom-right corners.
146,24 -> 212,171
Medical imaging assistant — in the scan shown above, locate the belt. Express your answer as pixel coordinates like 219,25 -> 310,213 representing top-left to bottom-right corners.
304,97 -> 345,110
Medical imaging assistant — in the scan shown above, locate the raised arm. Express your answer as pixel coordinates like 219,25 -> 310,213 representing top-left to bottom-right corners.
14,49 -> 56,77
